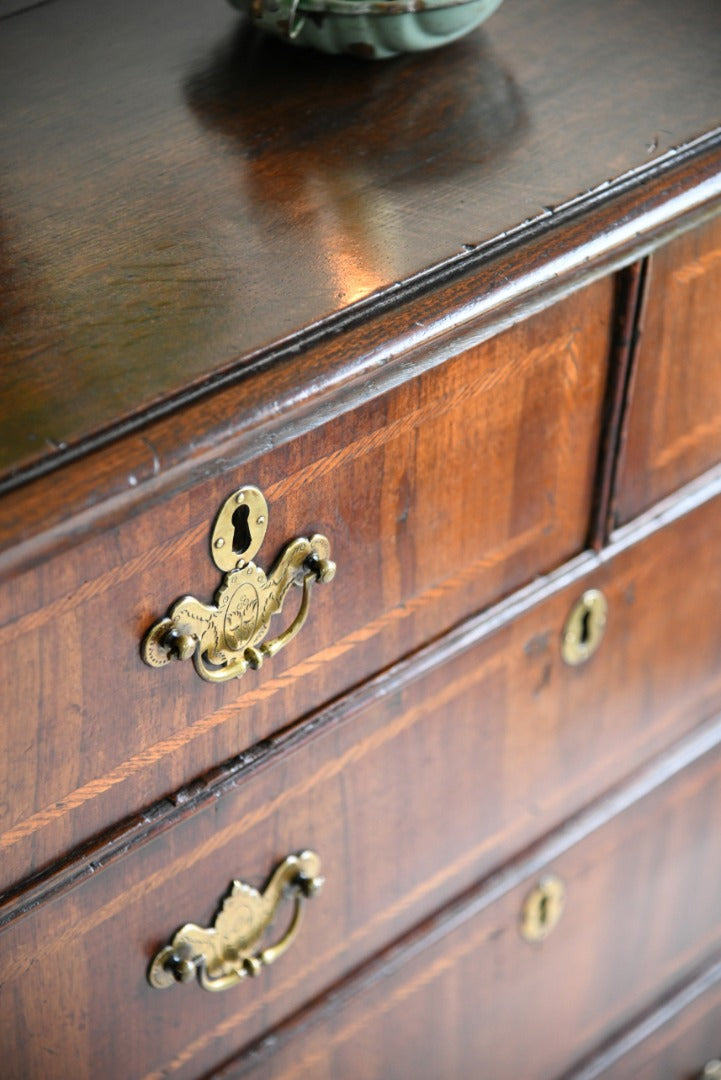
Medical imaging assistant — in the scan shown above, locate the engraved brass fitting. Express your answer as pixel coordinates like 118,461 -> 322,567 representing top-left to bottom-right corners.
142,486 -> 335,683
148,851 -> 324,992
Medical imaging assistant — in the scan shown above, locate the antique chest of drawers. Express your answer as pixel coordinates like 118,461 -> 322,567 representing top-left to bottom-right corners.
2,0 -> 721,1076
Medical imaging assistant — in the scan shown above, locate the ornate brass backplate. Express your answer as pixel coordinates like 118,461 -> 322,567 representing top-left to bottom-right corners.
149,851 -> 324,992
142,486 -> 335,683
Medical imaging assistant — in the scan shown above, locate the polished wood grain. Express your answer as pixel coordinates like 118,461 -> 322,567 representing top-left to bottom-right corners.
614,214 -> 721,525
3,154 -> 720,582
591,261 -> 648,548
5,457 -> 721,925
565,955 -> 721,1080
191,725 -> 721,1080
4,2 -> 721,1074
0,283 -> 613,893
5,478 -> 721,1075
1,0 -> 721,493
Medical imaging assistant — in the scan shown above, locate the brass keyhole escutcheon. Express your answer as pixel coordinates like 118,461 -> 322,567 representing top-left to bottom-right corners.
210,486 -> 269,573
520,875 -> 565,942
561,588 -> 607,666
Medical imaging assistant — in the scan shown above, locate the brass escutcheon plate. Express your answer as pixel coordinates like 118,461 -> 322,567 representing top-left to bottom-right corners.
560,588 -> 607,666
520,875 -> 566,942
210,486 -> 269,573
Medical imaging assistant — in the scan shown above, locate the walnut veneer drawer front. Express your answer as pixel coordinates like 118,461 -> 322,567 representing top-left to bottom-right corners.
218,730 -> 721,1080
0,280 -> 612,893
5,487 -> 721,1079
615,214 -> 721,525
568,957 -> 721,1080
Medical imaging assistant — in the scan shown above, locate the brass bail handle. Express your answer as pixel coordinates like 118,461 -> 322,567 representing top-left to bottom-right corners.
142,486 -> 335,683
149,851 -> 324,992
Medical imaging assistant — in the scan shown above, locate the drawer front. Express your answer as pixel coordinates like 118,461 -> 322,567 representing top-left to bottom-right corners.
212,734 -> 721,1080
0,279 -> 613,892
568,957 -> 721,1080
615,213 -> 721,525
5,489 -> 721,1078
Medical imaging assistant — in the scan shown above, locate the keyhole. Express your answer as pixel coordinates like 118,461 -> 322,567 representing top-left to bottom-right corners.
579,606 -> 593,647
210,487 -> 269,572
231,504 -> 252,555
561,589 -> 607,666
521,875 -> 565,942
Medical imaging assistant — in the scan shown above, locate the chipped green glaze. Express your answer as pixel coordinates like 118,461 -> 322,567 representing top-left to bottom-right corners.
228,0 -> 504,58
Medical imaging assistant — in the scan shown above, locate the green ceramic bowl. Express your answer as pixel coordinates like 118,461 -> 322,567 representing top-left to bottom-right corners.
228,0 -> 504,58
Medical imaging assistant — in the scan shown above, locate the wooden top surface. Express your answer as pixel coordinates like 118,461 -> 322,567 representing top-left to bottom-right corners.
1,0 -> 721,490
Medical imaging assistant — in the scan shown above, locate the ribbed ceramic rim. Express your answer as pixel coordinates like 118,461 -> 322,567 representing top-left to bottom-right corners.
290,0 -> 497,17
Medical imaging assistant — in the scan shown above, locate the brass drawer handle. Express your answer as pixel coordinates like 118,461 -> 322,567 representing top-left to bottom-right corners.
142,486 -> 335,683
149,850 -> 324,992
